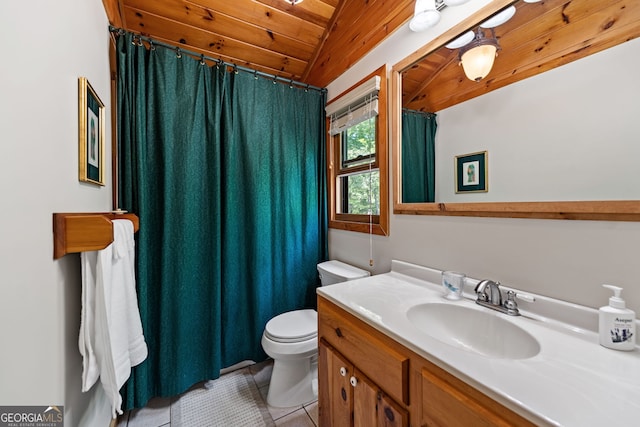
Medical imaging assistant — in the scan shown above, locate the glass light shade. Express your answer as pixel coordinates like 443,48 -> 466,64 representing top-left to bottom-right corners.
480,6 -> 516,28
410,0 -> 440,32
414,0 -> 434,13
460,44 -> 497,81
445,31 -> 474,49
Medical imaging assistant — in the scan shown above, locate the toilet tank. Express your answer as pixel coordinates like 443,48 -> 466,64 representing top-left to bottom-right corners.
317,260 -> 370,286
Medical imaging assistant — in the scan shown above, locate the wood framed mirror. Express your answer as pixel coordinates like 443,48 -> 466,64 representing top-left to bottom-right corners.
391,0 -> 640,221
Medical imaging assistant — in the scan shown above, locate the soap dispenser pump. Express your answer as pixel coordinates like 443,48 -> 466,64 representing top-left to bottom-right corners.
599,285 -> 636,351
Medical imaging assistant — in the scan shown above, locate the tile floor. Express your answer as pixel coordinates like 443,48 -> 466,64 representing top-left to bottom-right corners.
116,359 -> 318,427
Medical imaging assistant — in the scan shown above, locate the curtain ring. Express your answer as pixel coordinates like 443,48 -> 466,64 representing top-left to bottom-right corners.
131,35 -> 138,46
176,47 -> 182,59
289,79 -> 294,89
305,84 -> 310,93
137,37 -> 144,46
233,65 -> 239,74
254,70 -> 259,80
149,40 -> 156,51
200,54 -> 206,65
272,76 -> 278,85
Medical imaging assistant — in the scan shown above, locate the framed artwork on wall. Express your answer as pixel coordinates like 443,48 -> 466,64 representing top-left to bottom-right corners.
455,151 -> 487,193
78,77 -> 105,186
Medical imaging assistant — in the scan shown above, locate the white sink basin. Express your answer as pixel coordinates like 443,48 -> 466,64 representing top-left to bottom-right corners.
406,303 -> 541,359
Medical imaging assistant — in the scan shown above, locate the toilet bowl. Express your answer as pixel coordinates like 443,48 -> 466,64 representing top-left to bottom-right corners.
261,260 -> 370,407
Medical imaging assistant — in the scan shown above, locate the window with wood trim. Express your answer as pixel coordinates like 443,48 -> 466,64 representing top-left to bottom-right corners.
327,65 -> 388,236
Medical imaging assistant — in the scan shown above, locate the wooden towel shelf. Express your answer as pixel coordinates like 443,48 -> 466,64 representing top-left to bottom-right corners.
53,212 -> 140,259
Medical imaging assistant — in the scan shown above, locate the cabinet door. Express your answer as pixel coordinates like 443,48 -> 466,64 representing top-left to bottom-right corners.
353,372 -> 377,427
422,367 -> 533,427
353,371 -> 408,427
319,340 -> 353,427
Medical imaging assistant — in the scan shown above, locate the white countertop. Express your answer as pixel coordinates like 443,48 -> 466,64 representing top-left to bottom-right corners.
316,260 -> 640,427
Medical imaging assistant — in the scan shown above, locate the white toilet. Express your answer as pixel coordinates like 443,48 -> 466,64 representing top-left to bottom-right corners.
261,260 -> 370,407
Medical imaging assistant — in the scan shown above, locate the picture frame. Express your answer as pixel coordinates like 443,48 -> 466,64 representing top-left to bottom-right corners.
78,77 -> 105,186
455,151 -> 487,193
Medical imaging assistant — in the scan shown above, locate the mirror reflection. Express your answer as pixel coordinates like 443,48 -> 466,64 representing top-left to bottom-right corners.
398,0 -> 640,204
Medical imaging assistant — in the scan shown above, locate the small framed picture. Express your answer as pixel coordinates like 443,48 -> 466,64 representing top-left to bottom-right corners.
455,151 -> 487,193
78,77 -> 105,186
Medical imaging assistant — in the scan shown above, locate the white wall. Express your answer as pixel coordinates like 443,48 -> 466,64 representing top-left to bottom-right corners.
326,1 -> 640,316
0,1 -> 113,425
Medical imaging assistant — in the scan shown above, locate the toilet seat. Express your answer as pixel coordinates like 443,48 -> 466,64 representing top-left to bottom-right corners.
264,309 -> 318,343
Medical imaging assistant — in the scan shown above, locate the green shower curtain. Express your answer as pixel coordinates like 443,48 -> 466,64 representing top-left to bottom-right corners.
402,110 -> 437,203
115,33 -> 328,409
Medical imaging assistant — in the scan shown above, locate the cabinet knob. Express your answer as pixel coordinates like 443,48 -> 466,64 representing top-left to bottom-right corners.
350,376 -> 358,387
339,367 -> 347,377
335,327 -> 343,337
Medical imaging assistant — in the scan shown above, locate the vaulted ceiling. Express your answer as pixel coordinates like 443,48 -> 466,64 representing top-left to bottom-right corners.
102,0 -> 416,88
102,0 -> 640,108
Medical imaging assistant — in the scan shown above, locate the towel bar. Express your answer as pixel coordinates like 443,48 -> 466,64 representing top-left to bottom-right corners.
52,212 -> 140,259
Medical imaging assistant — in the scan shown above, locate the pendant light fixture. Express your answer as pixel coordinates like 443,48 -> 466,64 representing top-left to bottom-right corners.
285,0 -> 303,4
409,0 -> 441,32
459,27 -> 500,82
444,5 -> 516,82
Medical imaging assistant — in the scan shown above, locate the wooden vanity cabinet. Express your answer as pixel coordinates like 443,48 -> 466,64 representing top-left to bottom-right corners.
317,295 -> 537,427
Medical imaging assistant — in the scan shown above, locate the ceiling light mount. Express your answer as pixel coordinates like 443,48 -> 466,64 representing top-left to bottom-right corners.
443,0 -> 471,5
458,27 -> 501,82
285,0 -> 304,5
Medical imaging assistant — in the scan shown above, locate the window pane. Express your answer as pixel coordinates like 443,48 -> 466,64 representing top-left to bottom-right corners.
338,170 -> 380,215
342,117 -> 376,169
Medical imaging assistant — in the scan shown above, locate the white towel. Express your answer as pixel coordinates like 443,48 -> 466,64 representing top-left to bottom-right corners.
78,251 -> 100,392
79,219 -> 148,418
79,251 -> 99,391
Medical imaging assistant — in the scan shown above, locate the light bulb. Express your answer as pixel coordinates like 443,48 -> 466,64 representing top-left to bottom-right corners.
461,44 -> 497,81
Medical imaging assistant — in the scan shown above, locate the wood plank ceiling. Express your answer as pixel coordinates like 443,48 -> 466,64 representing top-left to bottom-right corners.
102,0 -> 415,88
102,0 -> 639,108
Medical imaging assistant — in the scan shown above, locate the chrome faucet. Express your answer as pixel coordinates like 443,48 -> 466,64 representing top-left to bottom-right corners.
475,279 -> 502,305
474,280 -> 521,316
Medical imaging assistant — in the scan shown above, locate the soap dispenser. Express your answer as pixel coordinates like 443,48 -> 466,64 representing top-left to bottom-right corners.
599,285 -> 636,351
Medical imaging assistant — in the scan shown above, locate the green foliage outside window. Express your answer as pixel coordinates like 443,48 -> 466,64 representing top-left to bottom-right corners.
341,117 -> 379,215
344,171 -> 380,215
344,117 -> 375,166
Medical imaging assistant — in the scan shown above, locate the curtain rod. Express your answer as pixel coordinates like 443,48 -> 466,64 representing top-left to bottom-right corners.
109,26 -> 326,94
402,108 -> 436,117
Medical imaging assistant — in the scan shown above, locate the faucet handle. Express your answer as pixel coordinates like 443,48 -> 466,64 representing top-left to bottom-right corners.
504,290 -> 518,308
503,290 -> 519,315
515,292 -> 536,303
